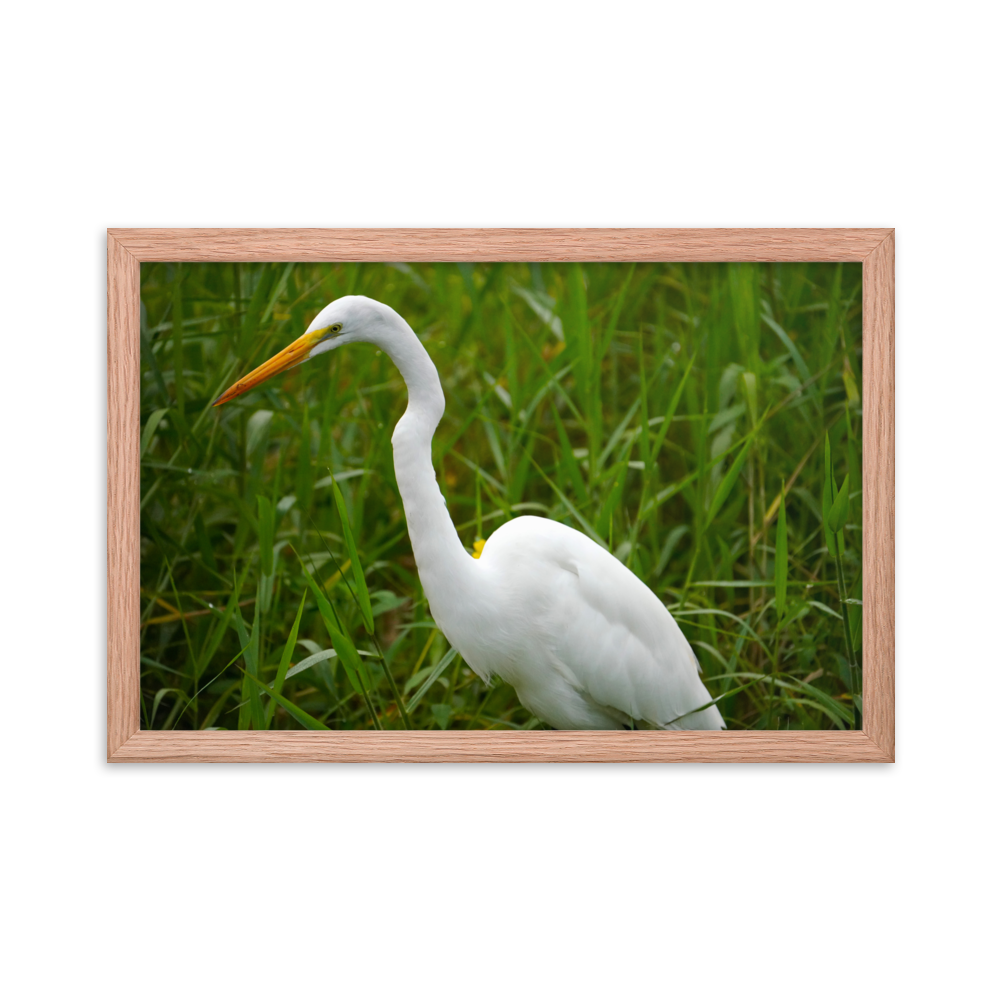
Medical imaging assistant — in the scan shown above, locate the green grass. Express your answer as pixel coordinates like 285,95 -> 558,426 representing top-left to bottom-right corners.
138,260 -> 863,731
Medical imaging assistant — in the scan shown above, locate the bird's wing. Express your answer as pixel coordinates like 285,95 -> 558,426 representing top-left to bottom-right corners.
482,517 -> 723,729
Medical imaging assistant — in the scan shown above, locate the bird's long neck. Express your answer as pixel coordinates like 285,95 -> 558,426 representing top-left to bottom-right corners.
382,319 -> 476,614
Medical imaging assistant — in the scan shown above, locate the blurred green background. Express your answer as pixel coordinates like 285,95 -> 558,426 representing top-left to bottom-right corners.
138,260 -> 862,731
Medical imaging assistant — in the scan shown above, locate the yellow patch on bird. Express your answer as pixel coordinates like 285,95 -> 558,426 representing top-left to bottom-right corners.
471,538 -> 486,559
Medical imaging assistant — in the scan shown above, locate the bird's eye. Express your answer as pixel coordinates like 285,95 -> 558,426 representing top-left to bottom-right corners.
331,323 -> 343,334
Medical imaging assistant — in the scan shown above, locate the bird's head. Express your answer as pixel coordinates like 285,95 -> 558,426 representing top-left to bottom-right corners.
213,295 -> 400,406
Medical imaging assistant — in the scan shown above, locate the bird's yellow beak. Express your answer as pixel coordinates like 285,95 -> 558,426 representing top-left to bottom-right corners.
212,326 -> 333,406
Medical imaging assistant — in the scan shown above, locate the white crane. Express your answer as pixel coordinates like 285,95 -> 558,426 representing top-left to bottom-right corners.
215,295 -> 724,730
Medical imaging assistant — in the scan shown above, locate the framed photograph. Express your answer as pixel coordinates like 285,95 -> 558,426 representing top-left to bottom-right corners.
108,229 -> 894,762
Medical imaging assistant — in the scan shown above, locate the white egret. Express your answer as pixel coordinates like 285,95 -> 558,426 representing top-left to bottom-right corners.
215,296 -> 724,730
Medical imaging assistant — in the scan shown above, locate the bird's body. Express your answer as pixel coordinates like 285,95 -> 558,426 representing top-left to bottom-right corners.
444,516 -> 723,729
216,294 -> 724,731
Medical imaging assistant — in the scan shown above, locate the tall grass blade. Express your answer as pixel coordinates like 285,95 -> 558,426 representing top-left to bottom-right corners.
330,475 -> 374,634
705,434 -> 753,529
234,604 -> 265,730
240,670 -> 330,730
265,591 -> 307,727
529,456 -> 608,549
827,472 -> 850,534
775,483 -> 788,618
256,494 -> 276,612
849,576 -> 862,652
197,565 -> 250,675
140,408 -> 170,459
406,647 -> 459,714
597,447 -> 632,546
741,371 -> 758,426
551,405 -> 588,501
822,432 -> 837,555
295,403 -> 312,518
257,495 -> 275,575
238,262 -> 276,357
598,262 -> 636,362
649,351 -> 696,466
172,264 -> 185,421
761,313 -> 812,383
293,548 -> 369,695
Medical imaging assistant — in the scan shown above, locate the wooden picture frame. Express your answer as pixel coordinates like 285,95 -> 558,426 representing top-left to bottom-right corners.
108,228 -> 894,762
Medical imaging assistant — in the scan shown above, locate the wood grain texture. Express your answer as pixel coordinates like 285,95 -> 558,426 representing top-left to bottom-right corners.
107,228 -> 895,762
109,228 -> 892,263
108,730 -> 891,763
107,235 -> 141,757
862,231 -> 895,760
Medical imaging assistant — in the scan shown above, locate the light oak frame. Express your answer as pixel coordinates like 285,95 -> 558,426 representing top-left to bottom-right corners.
108,229 -> 894,762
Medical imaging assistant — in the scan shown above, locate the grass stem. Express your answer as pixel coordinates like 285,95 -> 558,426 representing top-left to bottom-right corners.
832,533 -> 860,728
371,632 -> 412,730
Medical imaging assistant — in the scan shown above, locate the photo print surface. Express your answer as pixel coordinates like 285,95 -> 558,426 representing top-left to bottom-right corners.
139,261 -> 862,732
